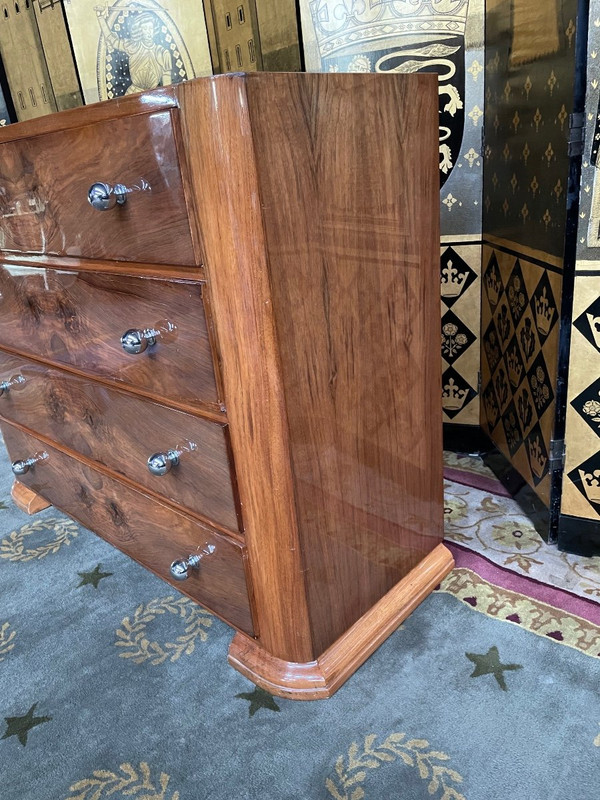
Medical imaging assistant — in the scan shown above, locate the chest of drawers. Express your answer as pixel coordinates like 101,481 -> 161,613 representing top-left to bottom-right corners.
0,73 -> 453,699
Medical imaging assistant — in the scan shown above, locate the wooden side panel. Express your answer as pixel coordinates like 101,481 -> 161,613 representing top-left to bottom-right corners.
245,73 -> 443,654
2,423 -> 254,635
178,76 -> 314,663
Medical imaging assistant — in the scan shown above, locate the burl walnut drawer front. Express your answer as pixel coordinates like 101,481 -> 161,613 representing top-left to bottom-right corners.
0,266 -> 219,408
0,351 -> 240,531
0,111 -> 195,265
3,424 -> 254,635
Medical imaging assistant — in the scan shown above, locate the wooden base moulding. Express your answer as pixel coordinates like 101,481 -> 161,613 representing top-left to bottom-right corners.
228,543 -> 454,700
11,480 -> 51,515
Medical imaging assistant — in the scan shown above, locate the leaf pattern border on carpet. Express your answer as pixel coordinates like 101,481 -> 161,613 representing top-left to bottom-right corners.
115,596 -> 213,666
325,732 -> 465,800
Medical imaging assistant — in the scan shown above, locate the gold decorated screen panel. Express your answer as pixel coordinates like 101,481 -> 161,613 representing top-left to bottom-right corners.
483,0 -> 578,259
63,0 -> 213,104
0,1 -> 57,121
481,246 -> 561,506
562,0 -> 600,522
441,243 -> 481,426
561,276 -> 600,521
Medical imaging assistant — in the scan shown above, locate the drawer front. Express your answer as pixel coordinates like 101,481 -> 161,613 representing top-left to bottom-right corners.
0,351 -> 240,531
0,266 -> 219,408
0,111 -> 195,265
3,424 -> 254,635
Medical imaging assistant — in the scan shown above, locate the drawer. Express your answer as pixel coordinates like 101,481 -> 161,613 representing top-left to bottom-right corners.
0,110 -> 195,265
2,424 -> 254,635
0,351 -> 240,531
0,265 -> 220,408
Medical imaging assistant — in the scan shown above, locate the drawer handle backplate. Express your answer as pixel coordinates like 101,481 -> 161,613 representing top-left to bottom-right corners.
170,545 -> 216,581
88,179 -> 151,211
0,374 -> 25,396
11,451 -> 48,475
121,320 -> 177,355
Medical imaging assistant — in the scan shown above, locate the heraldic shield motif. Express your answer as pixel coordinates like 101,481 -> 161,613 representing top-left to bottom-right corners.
308,0 -> 469,186
95,0 -> 195,100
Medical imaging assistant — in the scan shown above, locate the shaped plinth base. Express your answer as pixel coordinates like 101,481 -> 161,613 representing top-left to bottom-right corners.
12,480 -> 52,515
228,543 -> 454,700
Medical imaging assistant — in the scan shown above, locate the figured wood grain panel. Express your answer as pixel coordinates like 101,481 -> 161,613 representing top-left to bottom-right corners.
0,89 -> 178,143
0,110 -> 195,265
244,73 -> 442,654
0,351 -> 240,531
178,76 -> 314,663
0,266 -> 220,409
2,423 -> 254,634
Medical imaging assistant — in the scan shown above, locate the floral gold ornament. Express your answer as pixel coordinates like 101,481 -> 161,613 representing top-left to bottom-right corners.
65,762 -> 180,800
325,732 -> 466,800
0,518 -> 79,562
115,596 -> 213,665
0,621 -> 16,661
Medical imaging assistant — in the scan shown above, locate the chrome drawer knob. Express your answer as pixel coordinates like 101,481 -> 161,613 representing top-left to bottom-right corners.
170,545 -> 215,581
88,182 -> 128,211
11,451 -> 48,475
147,449 -> 180,476
121,328 -> 159,355
0,374 -> 25,396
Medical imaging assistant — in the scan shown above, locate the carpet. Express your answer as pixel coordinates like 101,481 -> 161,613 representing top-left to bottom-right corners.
443,450 -> 600,601
2,452 -> 600,799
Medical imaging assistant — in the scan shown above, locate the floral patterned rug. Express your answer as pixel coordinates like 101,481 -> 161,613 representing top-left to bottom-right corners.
443,451 -> 600,603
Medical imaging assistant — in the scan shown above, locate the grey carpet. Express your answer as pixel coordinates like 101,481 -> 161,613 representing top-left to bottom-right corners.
1,456 -> 600,799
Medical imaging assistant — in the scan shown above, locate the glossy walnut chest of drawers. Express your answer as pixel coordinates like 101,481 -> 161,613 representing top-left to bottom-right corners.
0,74 -> 453,699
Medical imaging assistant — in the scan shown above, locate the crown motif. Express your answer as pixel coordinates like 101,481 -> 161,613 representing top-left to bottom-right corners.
440,259 -> 468,298
442,377 -> 468,411
528,437 -> 547,480
586,312 -> 600,350
485,268 -> 501,307
578,469 -> 600,504
506,347 -> 523,388
534,288 -> 555,337
309,0 -> 469,60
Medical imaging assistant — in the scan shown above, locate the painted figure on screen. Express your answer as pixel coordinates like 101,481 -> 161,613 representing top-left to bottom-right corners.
94,0 -> 193,100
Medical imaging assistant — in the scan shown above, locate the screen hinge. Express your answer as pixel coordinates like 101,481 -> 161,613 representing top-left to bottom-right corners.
549,437 -> 565,474
568,112 -> 585,157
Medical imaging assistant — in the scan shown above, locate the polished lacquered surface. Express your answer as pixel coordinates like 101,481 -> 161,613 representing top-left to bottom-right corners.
184,73 -> 443,659
245,74 -> 442,654
0,110 -> 195,265
0,265 -> 220,410
2,423 -> 254,635
0,351 -> 240,531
